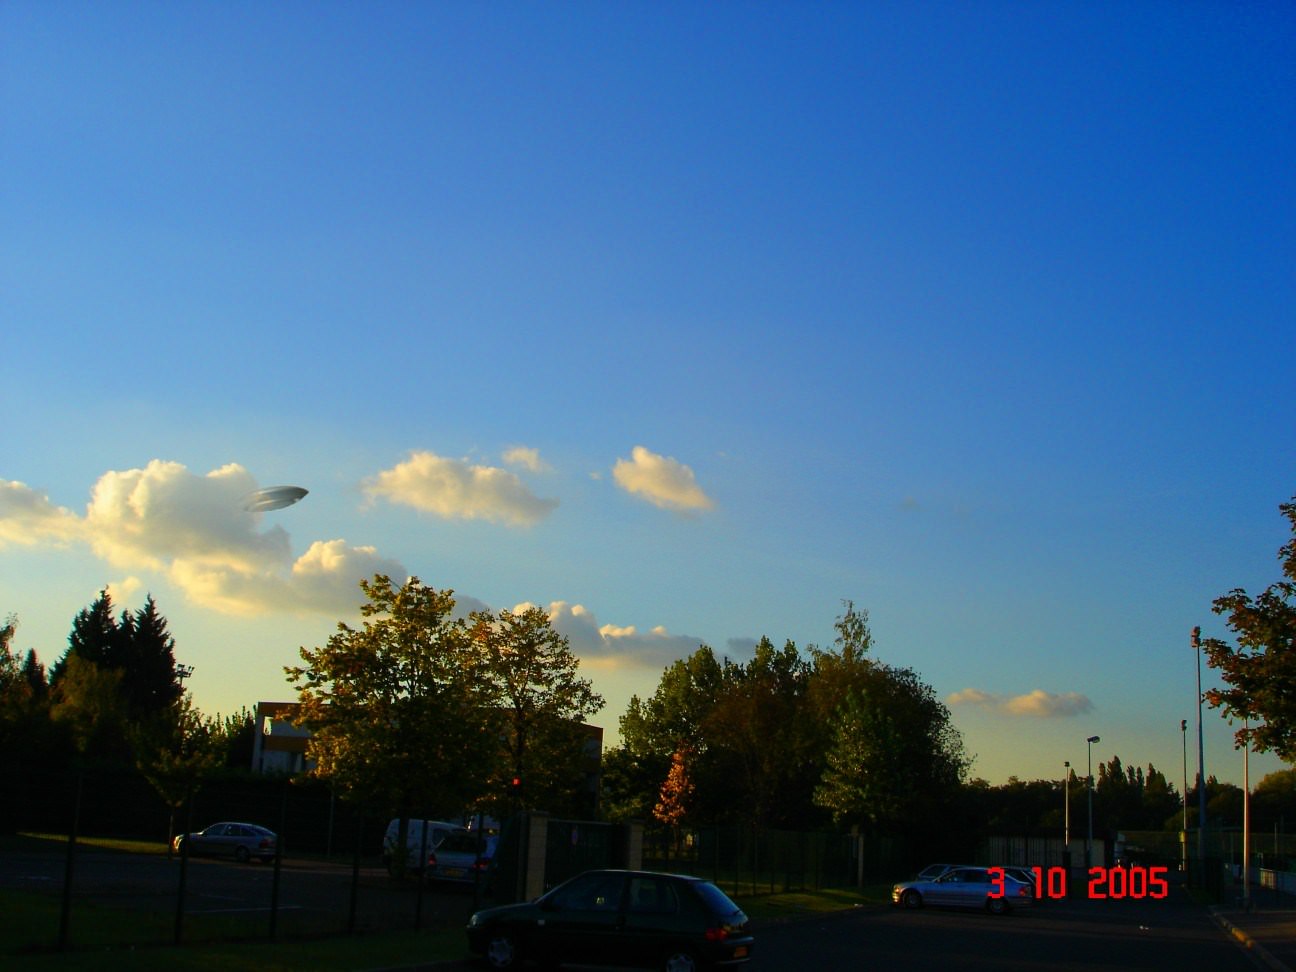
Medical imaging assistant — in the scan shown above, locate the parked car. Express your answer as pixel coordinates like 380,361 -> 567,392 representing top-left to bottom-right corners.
382,818 -> 467,876
172,822 -> 277,863
999,866 -> 1039,900
466,869 -> 754,971
892,865 -> 1033,915
425,830 -> 495,884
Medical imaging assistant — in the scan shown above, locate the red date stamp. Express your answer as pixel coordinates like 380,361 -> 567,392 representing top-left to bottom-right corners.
989,865 -> 1169,900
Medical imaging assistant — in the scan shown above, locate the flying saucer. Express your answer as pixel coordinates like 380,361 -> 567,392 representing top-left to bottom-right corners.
242,485 -> 309,513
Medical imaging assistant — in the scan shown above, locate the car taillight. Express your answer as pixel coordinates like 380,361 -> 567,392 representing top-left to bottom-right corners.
259,839 -> 271,849
427,852 -> 437,868
704,927 -> 729,943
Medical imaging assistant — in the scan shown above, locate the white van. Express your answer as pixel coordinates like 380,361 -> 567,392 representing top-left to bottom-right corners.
382,818 -> 467,875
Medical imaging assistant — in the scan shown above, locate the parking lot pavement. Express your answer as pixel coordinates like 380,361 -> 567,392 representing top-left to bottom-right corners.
1212,894 -> 1296,972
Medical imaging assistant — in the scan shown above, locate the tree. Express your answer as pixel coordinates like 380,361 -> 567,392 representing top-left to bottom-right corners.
285,575 -> 496,831
469,605 -> 604,816
813,662 -> 969,836
702,637 -> 815,828
132,693 -> 222,853
653,747 -> 694,828
50,590 -> 184,726
119,595 -> 183,722
49,654 -> 129,762
1203,495 -> 1296,759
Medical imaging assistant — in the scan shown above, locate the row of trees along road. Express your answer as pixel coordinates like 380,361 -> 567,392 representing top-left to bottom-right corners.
600,602 -> 974,846
4,490 -> 1293,855
0,592 -> 254,845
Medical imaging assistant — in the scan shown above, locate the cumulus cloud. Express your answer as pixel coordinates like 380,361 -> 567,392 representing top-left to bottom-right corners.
502,446 -> 549,473
948,687 -> 1094,718
365,450 -> 558,526
84,460 -> 291,572
0,479 -> 84,546
6,460 -> 410,618
612,446 -> 714,513
522,601 -> 706,669
171,539 -> 407,616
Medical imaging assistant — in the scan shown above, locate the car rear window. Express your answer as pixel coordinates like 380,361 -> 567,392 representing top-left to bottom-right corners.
693,881 -> 742,916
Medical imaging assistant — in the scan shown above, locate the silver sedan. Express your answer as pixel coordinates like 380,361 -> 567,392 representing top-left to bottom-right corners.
173,822 -> 278,863
892,865 -> 1033,915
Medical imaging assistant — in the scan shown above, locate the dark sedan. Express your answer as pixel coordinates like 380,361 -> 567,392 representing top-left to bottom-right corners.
173,822 -> 277,863
466,869 -> 753,971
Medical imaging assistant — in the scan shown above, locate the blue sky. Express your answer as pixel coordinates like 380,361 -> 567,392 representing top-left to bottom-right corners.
2,1 -> 1293,788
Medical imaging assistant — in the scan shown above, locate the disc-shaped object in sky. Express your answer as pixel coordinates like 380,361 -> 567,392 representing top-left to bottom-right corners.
242,485 -> 309,513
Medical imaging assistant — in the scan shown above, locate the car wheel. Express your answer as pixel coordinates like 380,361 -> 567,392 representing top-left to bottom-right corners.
234,845 -> 250,864
485,930 -> 520,970
663,950 -> 700,972
901,888 -> 922,909
987,896 -> 1008,916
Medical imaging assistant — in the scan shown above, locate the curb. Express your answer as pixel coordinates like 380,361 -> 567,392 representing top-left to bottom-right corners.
1209,907 -> 1293,972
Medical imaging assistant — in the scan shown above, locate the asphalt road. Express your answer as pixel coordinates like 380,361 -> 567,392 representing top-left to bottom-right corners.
3,847 -> 1268,970
750,891 -> 1266,972
438,891 -> 1267,972
3,844 -> 479,941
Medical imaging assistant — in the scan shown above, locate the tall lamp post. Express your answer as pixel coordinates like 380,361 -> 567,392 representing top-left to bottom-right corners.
1063,761 -> 1071,871
1193,627 -> 1207,867
1086,735 -> 1100,870
1181,719 -> 1189,877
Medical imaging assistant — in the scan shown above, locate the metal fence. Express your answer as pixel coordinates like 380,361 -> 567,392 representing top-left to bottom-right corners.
640,824 -> 888,895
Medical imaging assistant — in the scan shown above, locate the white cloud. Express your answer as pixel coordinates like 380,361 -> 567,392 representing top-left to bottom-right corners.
612,446 -> 714,513
948,687 -> 1095,718
0,479 -> 84,546
84,460 -> 290,572
5,460 -> 412,619
528,601 -> 705,669
171,539 -> 407,616
365,450 -> 558,527
502,446 -> 549,473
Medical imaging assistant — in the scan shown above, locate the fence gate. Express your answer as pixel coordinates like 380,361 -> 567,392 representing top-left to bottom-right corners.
544,819 -> 625,889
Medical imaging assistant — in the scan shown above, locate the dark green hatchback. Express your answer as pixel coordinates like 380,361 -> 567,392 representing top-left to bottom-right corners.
466,869 -> 754,972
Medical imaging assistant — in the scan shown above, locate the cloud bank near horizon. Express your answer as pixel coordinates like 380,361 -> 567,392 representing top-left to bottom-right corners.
948,687 -> 1095,718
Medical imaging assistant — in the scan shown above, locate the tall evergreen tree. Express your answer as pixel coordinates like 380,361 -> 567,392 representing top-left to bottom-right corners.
122,595 -> 182,721
51,589 -> 118,683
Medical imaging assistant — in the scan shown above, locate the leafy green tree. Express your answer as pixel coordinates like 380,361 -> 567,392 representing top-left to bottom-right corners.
132,693 -> 222,852
813,662 -> 969,836
50,654 -> 129,762
469,605 -> 604,816
285,575 -> 496,867
1252,769 -> 1296,834
1203,495 -> 1296,759
702,638 -> 815,827
609,646 -> 726,823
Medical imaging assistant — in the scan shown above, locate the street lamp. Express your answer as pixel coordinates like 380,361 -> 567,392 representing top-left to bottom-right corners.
1181,719 -> 1189,877
1193,627 -> 1207,867
1063,760 -> 1071,870
1086,735 -> 1100,870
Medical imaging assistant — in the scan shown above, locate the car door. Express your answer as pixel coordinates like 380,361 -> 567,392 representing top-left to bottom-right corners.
194,824 -> 229,855
947,868 -> 992,908
616,875 -> 684,967
534,872 -> 626,967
